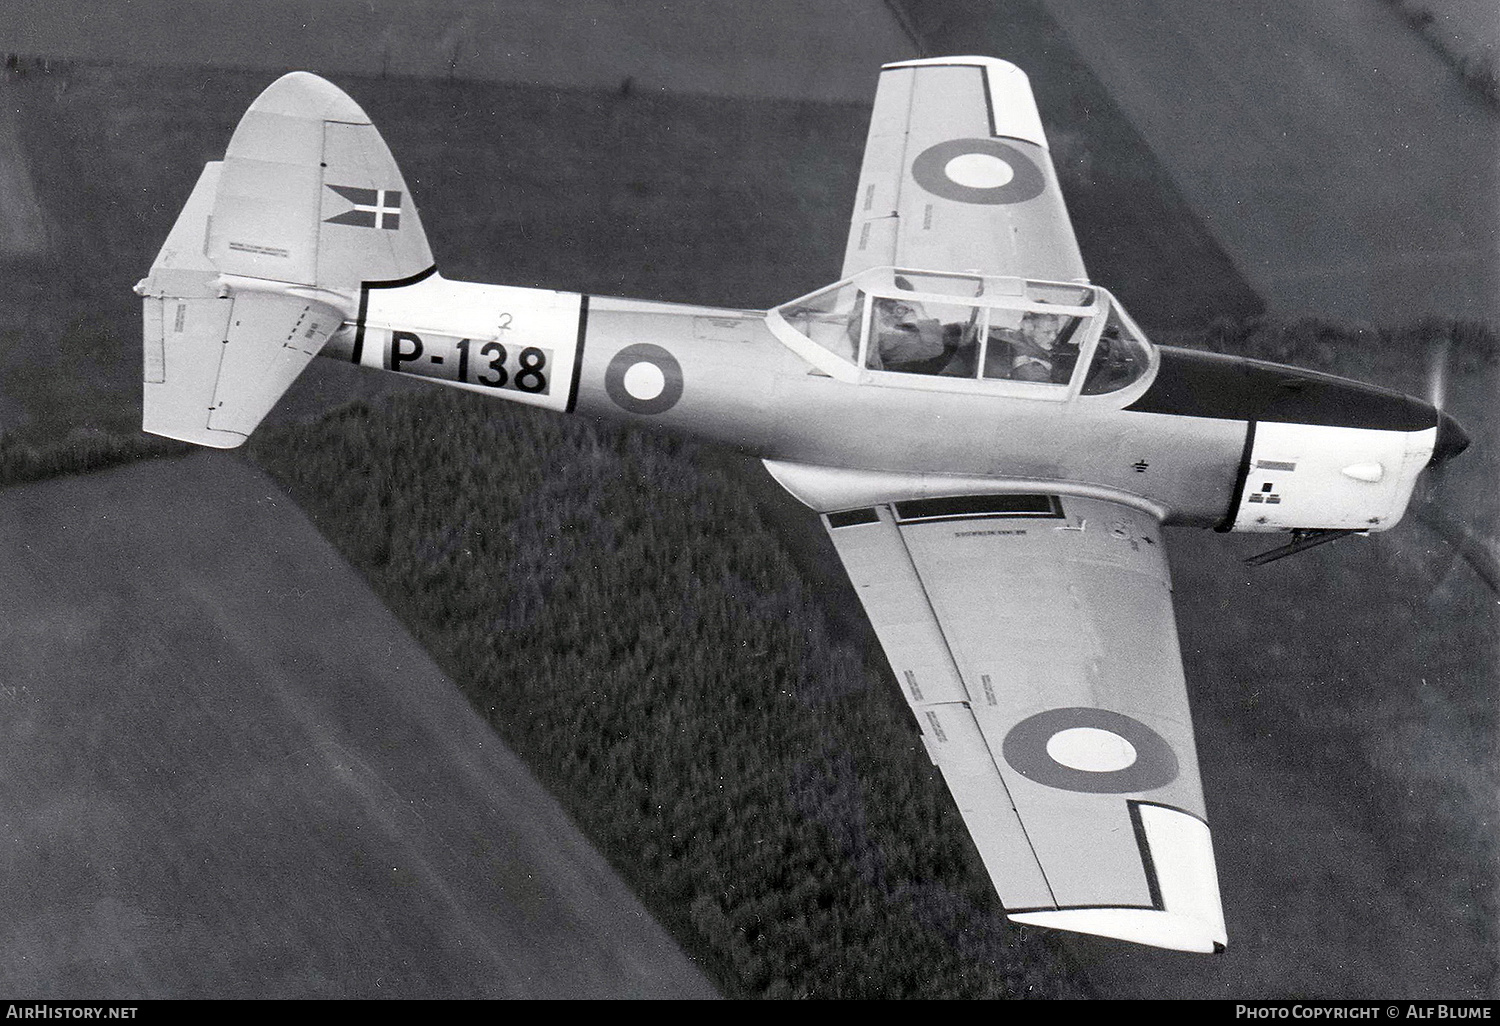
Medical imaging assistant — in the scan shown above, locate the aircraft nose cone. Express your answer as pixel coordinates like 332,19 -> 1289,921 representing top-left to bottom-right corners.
1429,410 -> 1470,467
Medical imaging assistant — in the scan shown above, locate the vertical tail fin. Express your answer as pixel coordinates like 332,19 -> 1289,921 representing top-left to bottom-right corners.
205,71 -> 433,289
137,72 -> 435,447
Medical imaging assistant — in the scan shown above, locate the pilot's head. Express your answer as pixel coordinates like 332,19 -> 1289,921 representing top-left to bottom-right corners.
877,297 -> 923,327
1022,311 -> 1066,347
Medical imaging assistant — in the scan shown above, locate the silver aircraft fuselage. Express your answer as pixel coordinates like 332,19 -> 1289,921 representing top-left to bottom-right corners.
321,266 -> 1464,534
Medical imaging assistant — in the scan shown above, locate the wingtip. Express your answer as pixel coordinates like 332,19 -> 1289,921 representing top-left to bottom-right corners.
1008,908 -> 1228,953
882,55 -> 1029,80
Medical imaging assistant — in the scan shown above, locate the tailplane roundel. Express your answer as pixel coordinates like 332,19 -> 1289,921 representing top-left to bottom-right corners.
136,72 -> 433,447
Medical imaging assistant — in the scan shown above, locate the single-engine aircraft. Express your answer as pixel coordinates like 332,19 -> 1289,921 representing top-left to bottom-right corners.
135,58 -> 1470,953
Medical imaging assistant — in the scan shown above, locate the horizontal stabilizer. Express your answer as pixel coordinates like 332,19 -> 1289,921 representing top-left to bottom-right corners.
143,286 -> 344,448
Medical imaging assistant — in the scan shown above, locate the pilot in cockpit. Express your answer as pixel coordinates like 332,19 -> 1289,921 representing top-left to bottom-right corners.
987,309 -> 1078,383
867,296 -> 946,372
1011,311 -> 1070,381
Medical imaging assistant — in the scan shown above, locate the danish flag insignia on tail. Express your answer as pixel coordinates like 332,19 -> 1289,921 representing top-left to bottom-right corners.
324,185 -> 402,229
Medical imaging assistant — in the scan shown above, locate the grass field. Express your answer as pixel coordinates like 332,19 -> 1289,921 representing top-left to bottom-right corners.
6,0 -> 917,102
1026,0 -> 1500,325
0,456 -> 718,998
1379,0 -> 1500,103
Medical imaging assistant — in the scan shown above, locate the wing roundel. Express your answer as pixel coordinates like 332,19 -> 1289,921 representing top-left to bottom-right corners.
842,57 -> 1088,284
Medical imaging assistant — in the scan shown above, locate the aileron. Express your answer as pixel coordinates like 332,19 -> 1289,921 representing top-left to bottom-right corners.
1011,801 -> 1227,953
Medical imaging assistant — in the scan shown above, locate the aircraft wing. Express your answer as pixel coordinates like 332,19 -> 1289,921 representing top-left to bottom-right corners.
842,57 -> 1088,283
821,492 -> 1226,952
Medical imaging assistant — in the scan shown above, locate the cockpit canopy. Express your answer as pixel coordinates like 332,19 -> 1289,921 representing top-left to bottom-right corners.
769,267 -> 1153,398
